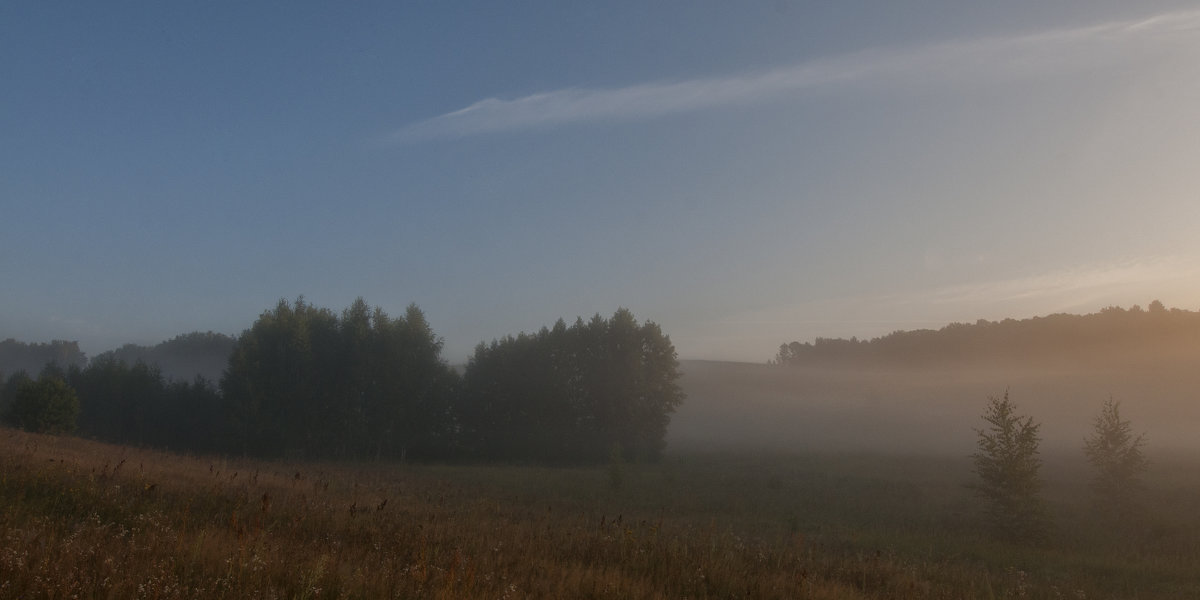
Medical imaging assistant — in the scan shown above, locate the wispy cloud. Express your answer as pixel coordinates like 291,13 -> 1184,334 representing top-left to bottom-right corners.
389,9 -> 1200,143
895,257 -> 1199,310
664,256 -> 1200,360
714,256 -> 1200,331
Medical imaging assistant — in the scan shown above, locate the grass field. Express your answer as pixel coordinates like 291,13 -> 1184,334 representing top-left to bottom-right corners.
2,427 -> 1200,599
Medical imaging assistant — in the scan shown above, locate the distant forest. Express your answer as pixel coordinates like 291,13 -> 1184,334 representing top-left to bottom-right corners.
9,300 -> 1197,461
775,301 -> 1200,367
0,339 -> 87,376
0,333 -> 233,384
92,332 -> 236,383
1,299 -> 683,464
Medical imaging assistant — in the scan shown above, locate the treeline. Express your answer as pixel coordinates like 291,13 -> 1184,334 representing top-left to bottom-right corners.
93,332 -> 236,383
221,298 -> 456,460
1,298 -> 683,464
775,301 -> 1200,367
0,361 -> 226,454
459,311 -> 683,462
0,338 -> 87,376
0,333 -> 233,384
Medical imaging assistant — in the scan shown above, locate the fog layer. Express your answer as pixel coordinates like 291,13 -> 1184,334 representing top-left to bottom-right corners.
670,359 -> 1200,456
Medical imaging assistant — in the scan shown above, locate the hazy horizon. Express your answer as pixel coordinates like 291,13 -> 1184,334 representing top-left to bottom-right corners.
5,2 -> 1200,364
5,298 -> 1193,367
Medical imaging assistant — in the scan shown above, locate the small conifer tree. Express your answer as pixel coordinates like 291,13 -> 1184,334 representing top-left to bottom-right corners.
971,391 -> 1047,542
1084,397 -> 1148,519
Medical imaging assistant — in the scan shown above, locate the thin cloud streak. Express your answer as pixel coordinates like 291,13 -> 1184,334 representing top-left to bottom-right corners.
679,257 -> 1200,360
716,257 -> 1200,328
390,8 -> 1200,143
893,257 -> 1199,309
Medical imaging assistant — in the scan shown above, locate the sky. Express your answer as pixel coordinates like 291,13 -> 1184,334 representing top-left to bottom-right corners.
3,1 -> 1200,364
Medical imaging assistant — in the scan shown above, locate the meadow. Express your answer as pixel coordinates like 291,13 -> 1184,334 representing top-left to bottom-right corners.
3,426 -> 1200,599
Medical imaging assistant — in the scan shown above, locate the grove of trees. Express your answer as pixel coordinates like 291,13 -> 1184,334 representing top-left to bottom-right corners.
1,360 -> 223,452
70,358 -> 224,452
2,299 -> 685,464
220,297 -> 458,460
458,309 -> 684,463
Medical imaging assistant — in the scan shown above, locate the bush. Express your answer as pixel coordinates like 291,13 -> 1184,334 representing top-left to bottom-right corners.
3,375 -> 80,434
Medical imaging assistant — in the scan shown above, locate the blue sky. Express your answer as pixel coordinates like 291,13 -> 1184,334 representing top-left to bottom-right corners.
4,1 -> 1200,363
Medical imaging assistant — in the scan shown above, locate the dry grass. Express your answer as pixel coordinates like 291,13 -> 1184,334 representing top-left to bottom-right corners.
0,428 -> 881,599
3,427 -> 1199,599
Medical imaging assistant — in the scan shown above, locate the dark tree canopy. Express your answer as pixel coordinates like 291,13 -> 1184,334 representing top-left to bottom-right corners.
67,357 -> 223,452
459,308 -> 684,463
0,370 -> 33,418
221,297 -> 456,460
2,373 -> 80,435
2,300 -> 684,466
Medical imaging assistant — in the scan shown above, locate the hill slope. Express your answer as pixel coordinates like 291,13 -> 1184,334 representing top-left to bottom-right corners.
775,302 -> 1200,368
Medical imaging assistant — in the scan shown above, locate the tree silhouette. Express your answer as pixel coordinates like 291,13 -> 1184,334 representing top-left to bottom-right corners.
775,301 -> 1198,367
0,370 -> 32,418
221,297 -> 455,460
1084,397 -> 1148,519
970,391 -> 1047,542
68,357 -> 223,452
3,374 -> 80,434
459,309 -> 683,463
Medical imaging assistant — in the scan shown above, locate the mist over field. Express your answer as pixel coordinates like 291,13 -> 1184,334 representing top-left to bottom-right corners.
8,301 -> 1200,597
8,303 -> 1200,461
8,2 -> 1200,595
671,359 -> 1200,457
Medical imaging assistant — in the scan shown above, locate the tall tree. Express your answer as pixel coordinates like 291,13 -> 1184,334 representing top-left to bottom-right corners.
221,297 -> 339,457
358,303 -> 456,460
970,391 -> 1047,542
1084,397 -> 1148,519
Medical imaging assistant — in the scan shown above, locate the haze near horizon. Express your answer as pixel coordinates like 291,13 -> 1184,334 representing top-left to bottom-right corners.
4,2 -> 1199,362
